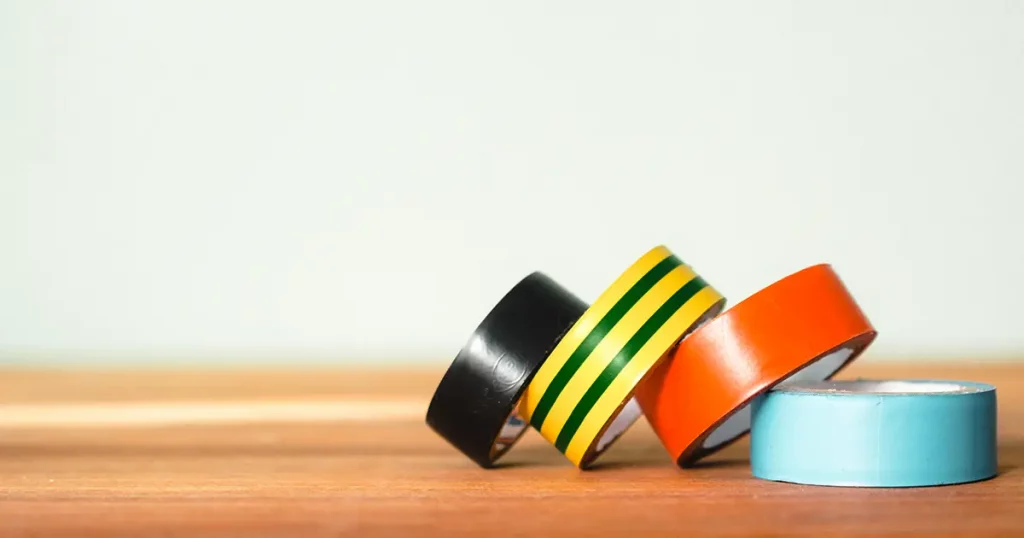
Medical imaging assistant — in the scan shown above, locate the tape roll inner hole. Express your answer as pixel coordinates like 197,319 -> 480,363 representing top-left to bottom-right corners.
777,380 -> 972,394
490,408 -> 530,458
593,397 -> 642,454
700,346 -> 856,450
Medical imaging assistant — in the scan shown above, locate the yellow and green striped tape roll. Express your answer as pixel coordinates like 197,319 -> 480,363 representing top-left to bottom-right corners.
521,246 -> 725,468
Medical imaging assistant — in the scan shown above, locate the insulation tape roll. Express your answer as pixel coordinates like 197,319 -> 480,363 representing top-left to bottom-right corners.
636,264 -> 877,467
751,380 -> 998,487
521,246 -> 726,468
426,272 -> 587,468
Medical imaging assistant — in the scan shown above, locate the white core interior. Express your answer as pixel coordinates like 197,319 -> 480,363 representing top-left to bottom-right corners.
491,411 -> 529,455
701,346 -> 856,449
777,379 -> 974,394
595,397 -> 642,453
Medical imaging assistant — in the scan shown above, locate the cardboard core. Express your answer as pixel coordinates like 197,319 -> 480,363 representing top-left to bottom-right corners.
594,397 -> 642,453
490,409 -> 530,457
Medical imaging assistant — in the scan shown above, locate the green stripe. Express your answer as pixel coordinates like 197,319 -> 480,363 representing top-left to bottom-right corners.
553,276 -> 708,453
529,255 -> 682,429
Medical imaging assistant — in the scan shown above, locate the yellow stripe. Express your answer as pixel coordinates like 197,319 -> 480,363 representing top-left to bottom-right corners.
521,246 -> 672,417
564,285 -> 725,465
536,265 -> 696,442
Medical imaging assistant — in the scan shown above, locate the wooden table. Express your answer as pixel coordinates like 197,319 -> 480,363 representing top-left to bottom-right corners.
0,361 -> 1020,537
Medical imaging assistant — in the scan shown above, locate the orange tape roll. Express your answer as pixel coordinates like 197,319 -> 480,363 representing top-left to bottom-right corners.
635,264 -> 877,467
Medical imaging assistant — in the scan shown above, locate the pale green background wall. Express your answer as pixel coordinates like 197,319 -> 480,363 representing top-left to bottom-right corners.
2,1 -> 1023,365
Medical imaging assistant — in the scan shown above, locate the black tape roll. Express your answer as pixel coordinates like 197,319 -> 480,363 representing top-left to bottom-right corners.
426,272 -> 587,467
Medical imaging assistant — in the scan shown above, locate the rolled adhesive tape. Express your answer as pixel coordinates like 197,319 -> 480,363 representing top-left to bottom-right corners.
521,246 -> 725,468
751,380 -> 998,487
426,272 -> 587,468
636,264 -> 877,466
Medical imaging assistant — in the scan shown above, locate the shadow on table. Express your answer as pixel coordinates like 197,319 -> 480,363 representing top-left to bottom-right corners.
498,438 -> 750,471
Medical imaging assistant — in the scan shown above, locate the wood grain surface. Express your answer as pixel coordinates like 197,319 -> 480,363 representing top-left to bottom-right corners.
0,360 -> 1020,537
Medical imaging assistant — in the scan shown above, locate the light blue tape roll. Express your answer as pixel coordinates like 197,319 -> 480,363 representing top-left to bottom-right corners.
751,380 -> 997,487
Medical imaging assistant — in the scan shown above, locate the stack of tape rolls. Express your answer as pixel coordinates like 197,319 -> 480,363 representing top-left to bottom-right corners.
426,245 -> 999,487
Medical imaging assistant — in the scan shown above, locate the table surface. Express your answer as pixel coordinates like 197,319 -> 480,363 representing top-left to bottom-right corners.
0,361 -> 1020,537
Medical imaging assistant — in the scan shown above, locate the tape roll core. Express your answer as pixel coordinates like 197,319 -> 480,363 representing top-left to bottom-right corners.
751,379 -> 998,487
636,264 -> 877,467
426,272 -> 586,467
